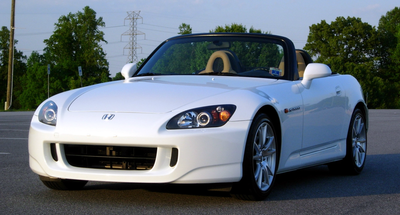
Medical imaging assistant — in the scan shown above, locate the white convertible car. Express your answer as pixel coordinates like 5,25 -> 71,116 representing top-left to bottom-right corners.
29,33 -> 368,200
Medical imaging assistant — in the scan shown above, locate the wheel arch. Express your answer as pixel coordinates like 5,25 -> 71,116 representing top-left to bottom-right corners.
255,105 -> 282,148
231,104 -> 282,200
354,102 -> 369,132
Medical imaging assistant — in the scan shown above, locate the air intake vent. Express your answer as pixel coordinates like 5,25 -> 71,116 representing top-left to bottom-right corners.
64,144 -> 157,170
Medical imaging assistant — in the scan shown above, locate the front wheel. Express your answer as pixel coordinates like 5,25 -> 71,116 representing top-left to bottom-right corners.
231,114 -> 279,200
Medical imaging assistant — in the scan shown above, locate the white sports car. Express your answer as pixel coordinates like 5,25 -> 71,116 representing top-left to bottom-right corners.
29,33 -> 368,200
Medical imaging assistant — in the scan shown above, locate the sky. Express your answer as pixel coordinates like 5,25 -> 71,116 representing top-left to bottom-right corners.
0,0 -> 399,77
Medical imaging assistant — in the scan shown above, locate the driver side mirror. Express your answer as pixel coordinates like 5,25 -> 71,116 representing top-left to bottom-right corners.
301,63 -> 332,89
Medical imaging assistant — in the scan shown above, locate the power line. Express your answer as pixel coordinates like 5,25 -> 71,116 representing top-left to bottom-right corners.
142,23 -> 178,30
142,22 -> 202,33
13,25 -> 126,37
15,31 -> 52,36
138,27 -> 177,34
106,54 -> 124,59
143,39 -> 163,43
102,25 -> 125,29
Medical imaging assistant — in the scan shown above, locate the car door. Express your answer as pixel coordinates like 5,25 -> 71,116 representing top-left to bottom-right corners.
300,75 -> 347,153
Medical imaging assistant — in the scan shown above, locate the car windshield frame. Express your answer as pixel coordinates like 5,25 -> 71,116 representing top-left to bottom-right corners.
134,33 -> 297,80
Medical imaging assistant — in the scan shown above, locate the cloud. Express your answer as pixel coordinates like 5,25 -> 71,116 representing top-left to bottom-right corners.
354,4 -> 380,13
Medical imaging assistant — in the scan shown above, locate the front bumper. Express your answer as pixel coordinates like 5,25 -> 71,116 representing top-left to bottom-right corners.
29,112 -> 250,184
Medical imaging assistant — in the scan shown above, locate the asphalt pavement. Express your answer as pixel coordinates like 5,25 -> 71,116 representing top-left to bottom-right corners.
0,110 -> 399,214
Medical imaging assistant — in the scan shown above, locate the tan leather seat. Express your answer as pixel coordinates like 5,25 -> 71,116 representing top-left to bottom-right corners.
199,51 -> 236,74
296,51 -> 306,78
278,50 -> 307,78
278,57 -> 285,76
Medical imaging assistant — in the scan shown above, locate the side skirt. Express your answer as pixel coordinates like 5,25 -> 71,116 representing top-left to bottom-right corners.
277,139 -> 346,174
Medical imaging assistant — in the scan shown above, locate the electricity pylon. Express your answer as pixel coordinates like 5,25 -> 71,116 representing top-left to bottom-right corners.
121,11 -> 145,64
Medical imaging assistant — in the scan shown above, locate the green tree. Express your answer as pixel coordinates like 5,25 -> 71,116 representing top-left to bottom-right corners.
112,72 -> 124,81
392,25 -> 400,73
210,23 -> 267,34
210,23 -> 248,33
178,23 -> 192,35
392,26 -> 400,108
377,7 -> 400,108
305,17 -> 376,65
209,24 -> 279,70
303,17 -> 391,108
43,6 -> 110,93
377,7 -> 400,70
137,57 -> 146,68
18,52 -> 48,109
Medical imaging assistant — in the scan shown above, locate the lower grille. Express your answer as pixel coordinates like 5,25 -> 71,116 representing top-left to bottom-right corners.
63,144 -> 157,170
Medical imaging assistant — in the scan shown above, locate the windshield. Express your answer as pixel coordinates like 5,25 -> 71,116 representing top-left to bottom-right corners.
136,36 -> 285,79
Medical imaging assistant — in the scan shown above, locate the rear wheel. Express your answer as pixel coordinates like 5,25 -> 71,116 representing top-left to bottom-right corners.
329,108 -> 367,174
231,114 -> 279,200
39,176 -> 88,190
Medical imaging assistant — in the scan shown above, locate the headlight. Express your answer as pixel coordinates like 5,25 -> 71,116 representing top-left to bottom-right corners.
166,105 -> 236,129
38,101 -> 58,126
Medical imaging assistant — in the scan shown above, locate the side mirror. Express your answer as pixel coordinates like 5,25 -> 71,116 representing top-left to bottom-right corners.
301,63 -> 332,89
121,63 -> 137,82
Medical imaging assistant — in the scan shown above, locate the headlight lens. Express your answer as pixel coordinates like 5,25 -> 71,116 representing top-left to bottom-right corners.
38,101 -> 58,126
167,105 -> 236,129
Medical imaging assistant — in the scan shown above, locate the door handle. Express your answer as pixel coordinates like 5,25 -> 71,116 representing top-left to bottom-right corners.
335,86 -> 341,96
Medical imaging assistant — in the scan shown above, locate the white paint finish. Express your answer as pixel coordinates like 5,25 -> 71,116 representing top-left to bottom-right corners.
121,63 -> 137,82
301,63 -> 332,89
301,75 -> 347,149
29,116 -> 248,183
29,70 -> 366,184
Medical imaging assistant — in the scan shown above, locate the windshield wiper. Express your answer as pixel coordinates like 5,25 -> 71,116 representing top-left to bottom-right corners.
134,73 -> 162,77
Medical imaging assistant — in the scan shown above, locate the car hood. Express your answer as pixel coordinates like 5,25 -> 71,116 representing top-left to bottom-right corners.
68,76 -> 279,113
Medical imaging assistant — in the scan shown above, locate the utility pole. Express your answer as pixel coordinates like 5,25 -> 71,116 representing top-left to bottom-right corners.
121,11 -> 145,63
5,0 -> 15,110
47,64 -> 50,98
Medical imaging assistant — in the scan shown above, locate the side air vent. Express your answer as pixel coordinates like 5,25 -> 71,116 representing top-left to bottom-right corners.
170,148 -> 178,167
50,143 -> 58,161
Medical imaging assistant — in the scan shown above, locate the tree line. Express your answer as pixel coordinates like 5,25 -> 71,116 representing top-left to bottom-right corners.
1,6 -> 399,110
1,6 -> 109,110
304,8 -> 400,109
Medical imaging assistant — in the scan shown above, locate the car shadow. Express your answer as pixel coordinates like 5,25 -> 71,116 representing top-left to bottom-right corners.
79,153 -> 399,201
269,153 -> 400,200
85,181 -> 233,198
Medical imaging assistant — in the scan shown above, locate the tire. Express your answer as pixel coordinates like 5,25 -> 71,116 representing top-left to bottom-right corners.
328,108 -> 367,174
39,176 -> 88,190
231,113 -> 279,200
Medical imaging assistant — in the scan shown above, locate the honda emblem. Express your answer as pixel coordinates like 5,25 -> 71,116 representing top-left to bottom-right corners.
102,114 -> 115,121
